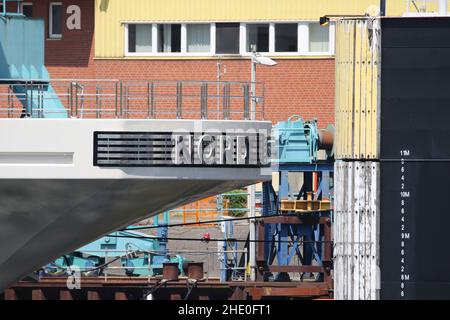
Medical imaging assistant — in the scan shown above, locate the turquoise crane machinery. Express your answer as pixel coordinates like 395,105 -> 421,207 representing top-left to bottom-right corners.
258,116 -> 334,293
43,213 -> 187,278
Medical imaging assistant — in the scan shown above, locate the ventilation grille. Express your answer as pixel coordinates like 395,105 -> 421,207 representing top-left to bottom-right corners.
94,132 -> 175,166
94,131 -> 270,167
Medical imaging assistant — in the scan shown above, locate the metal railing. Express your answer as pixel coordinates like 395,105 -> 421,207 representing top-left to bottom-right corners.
48,248 -> 248,283
1,0 -> 23,17
0,79 -> 265,120
218,248 -> 248,282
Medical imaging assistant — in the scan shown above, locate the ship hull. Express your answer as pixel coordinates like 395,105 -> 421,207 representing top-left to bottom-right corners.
0,119 -> 272,291
0,178 -> 259,291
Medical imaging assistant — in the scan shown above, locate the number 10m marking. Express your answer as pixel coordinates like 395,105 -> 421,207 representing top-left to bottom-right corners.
400,150 -> 411,298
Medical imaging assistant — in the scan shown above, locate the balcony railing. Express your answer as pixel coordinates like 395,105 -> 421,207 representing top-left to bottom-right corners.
1,0 -> 23,17
0,79 -> 265,120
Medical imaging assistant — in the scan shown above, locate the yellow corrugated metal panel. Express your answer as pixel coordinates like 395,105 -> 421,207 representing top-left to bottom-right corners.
335,21 -> 341,158
335,18 -> 380,160
94,0 -> 407,58
406,1 -> 440,14
360,21 -> 368,159
346,21 -> 354,159
354,21 -> 362,159
336,20 -> 349,159
364,19 -> 374,159
371,20 -> 381,159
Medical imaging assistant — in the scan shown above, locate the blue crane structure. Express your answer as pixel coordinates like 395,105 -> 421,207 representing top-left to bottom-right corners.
218,116 -> 334,291
257,116 -> 334,286
43,213 -> 187,277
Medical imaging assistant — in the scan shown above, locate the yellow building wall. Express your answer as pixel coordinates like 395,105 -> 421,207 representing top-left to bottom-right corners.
94,0 -> 408,58
335,19 -> 381,160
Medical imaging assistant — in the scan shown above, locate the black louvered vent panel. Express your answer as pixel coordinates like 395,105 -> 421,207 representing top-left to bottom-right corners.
94,131 -> 270,168
94,132 -> 175,166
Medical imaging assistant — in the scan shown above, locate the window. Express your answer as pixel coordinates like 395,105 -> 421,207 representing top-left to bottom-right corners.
128,24 -> 152,53
123,21 -> 333,57
49,3 -> 63,39
246,24 -> 269,52
216,23 -> 240,54
275,23 -> 298,52
157,24 -> 181,53
187,24 -> 210,53
309,23 -> 329,53
21,3 -> 33,17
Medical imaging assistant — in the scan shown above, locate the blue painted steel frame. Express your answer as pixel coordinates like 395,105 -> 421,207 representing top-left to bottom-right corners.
45,212 -> 187,277
220,219 -> 239,282
261,163 -> 333,282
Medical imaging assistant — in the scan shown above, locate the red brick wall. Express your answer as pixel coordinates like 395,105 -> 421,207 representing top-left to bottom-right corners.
28,0 -> 94,71
28,0 -> 335,127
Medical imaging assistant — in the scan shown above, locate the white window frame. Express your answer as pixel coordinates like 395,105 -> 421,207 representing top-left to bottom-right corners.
239,23 -> 246,55
124,23 -> 155,56
272,22 -> 301,56
125,22 -> 212,57
329,22 -> 336,55
243,22 -> 271,54
214,22 -> 241,56
307,21 -> 335,56
244,21 -> 334,57
269,23 -> 275,53
185,23 -> 212,55
156,23 -> 182,54
123,21 -> 335,57
21,2 -> 33,17
181,24 -> 187,54
298,22 -> 309,54
49,2 -> 63,39
210,23 -> 216,56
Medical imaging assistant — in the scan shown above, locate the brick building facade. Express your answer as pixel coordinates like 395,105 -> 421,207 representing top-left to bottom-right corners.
17,0 -> 406,126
